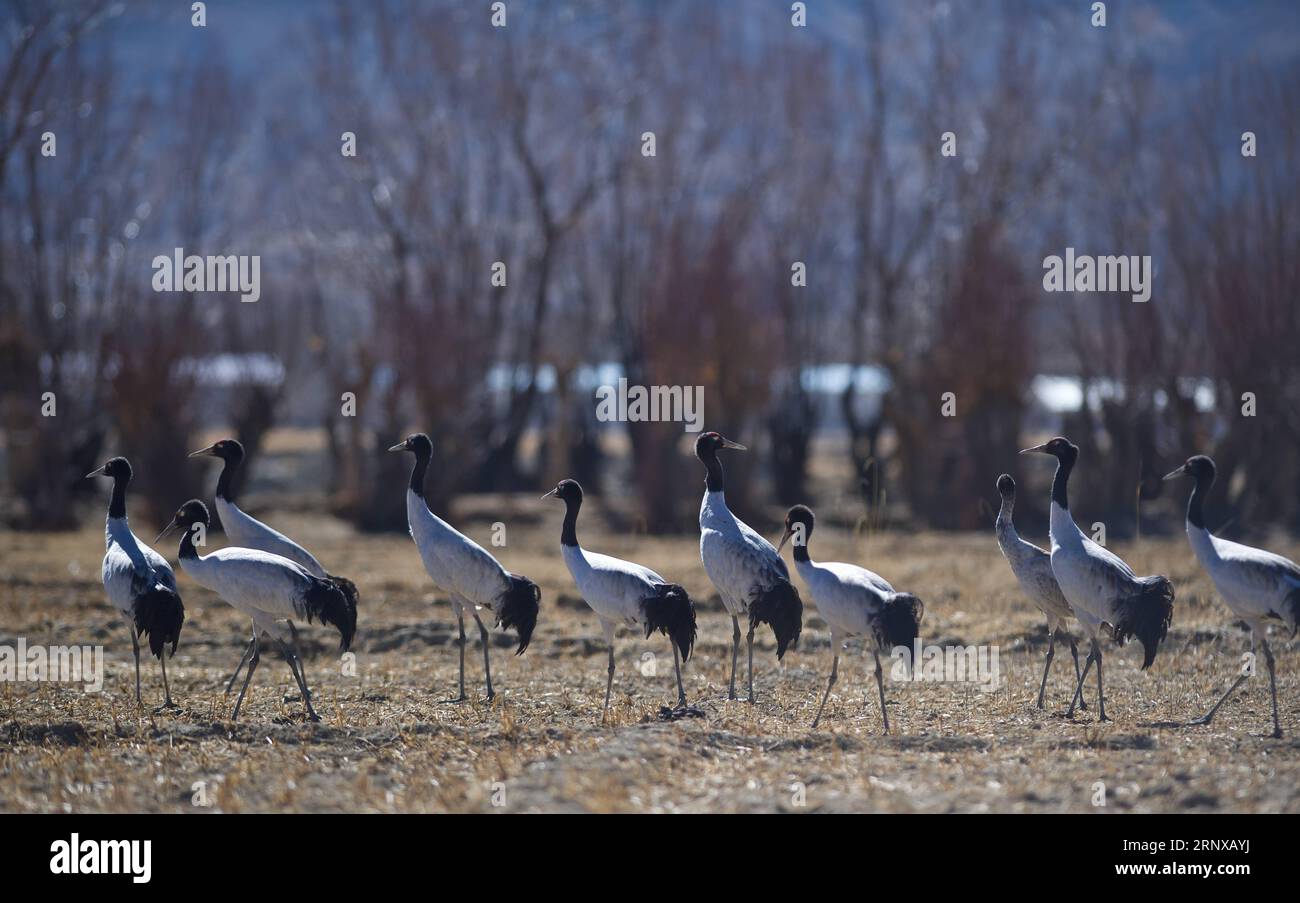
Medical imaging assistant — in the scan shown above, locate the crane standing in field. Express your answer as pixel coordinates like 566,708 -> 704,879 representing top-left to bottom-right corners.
544,479 -> 697,712
994,474 -> 1085,711
389,433 -> 540,701
87,457 -> 185,710
696,431 -> 803,702
1166,455 -> 1298,738
190,438 -> 360,694
158,500 -> 356,722
778,504 -> 922,731
1021,437 -> 1174,721
189,437 -> 360,628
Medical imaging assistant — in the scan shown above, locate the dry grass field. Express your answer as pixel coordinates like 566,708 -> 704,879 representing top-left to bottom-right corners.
2,479 -> 1298,815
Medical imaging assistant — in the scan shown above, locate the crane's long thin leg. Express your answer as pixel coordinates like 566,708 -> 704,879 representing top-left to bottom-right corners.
156,652 -> 176,711
746,624 -> 756,704
1262,639 -> 1282,739
130,629 -> 142,707
225,635 -> 256,695
1068,636 -> 1087,710
672,640 -> 686,707
231,637 -> 261,722
451,602 -> 467,703
1191,673 -> 1248,726
1067,644 -> 1096,719
727,616 -> 740,700
1190,636 -> 1250,727
1095,642 -> 1109,722
472,610 -> 494,701
874,649 -> 890,734
810,650 -> 838,729
284,623 -> 320,722
278,640 -> 307,703
1036,630 -> 1056,710
603,647 -> 616,713
598,620 -> 617,715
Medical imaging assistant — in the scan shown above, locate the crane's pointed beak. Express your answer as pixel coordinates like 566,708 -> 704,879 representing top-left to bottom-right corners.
1162,465 -> 1187,481
721,438 -> 747,451
84,464 -> 107,479
540,488 -> 559,500
154,519 -> 179,543
777,527 -> 793,554
188,444 -> 218,458
1019,444 -> 1050,455
387,441 -> 407,453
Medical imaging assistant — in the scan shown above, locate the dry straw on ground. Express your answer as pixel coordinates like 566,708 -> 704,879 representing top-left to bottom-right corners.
1,503 -> 1297,813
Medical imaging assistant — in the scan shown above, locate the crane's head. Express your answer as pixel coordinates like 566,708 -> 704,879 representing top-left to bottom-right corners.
541,478 -> 583,504
1163,454 -> 1215,484
778,504 -> 816,553
694,431 -> 746,460
156,499 -> 210,542
387,433 -> 432,456
85,456 -> 132,482
996,474 -> 1016,498
1018,436 -> 1077,465
188,438 -> 245,462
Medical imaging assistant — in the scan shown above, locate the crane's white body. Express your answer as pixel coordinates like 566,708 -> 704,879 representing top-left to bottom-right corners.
793,558 -> 894,644
405,488 -> 512,612
699,490 -> 789,616
102,517 -> 178,622
1048,501 -> 1136,637
997,515 -> 1073,632
215,495 -> 327,578
562,544 -> 665,627
178,545 -> 316,639
1186,525 -> 1300,632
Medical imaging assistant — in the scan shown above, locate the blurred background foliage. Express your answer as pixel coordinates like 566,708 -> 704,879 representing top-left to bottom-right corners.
1,0 -> 1297,536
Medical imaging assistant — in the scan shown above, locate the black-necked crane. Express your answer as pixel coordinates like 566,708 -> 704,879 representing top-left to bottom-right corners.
1166,455 -> 1298,738
157,500 -> 356,722
388,433 -> 540,701
777,505 -> 922,731
994,474 -> 1086,711
189,437 -> 359,608
543,479 -> 697,712
86,457 -> 185,710
695,431 -> 802,702
1020,437 -> 1174,721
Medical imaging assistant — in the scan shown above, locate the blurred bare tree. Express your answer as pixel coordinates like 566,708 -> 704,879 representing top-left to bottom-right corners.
3,0 -> 1296,540
2,4 -> 134,526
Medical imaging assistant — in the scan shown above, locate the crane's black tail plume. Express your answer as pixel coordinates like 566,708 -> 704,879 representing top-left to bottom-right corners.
876,592 -> 924,652
642,584 -> 697,662
326,573 -> 360,615
135,584 -> 184,659
749,579 -> 803,659
1112,575 -> 1174,669
498,574 -> 540,655
302,578 -> 357,652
